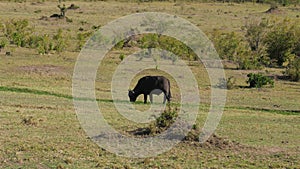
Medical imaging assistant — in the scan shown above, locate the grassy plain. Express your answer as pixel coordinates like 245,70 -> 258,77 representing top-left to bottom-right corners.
0,1 -> 299,168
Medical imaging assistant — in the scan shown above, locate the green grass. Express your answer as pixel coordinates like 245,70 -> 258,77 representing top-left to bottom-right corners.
0,1 -> 299,168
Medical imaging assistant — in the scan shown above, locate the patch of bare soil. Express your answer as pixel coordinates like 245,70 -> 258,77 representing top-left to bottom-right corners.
17,65 -> 67,76
130,127 -> 243,150
197,134 -> 241,149
119,127 -> 295,156
185,131 -> 244,150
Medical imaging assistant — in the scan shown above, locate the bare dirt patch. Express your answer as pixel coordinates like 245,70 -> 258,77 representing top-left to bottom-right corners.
17,65 -> 67,76
130,127 -> 244,150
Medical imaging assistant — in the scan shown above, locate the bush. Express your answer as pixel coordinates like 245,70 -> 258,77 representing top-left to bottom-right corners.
37,34 -> 53,54
0,37 -> 8,49
136,34 -> 196,62
4,19 -> 31,47
247,73 -> 274,88
243,19 -> 268,52
264,19 -> 298,66
211,30 -> 262,69
211,31 -> 241,61
1,19 -> 70,54
238,51 -> 266,69
119,53 -> 125,61
155,109 -> 177,128
76,31 -> 93,51
242,19 -> 270,66
150,105 -> 178,134
226,76 -> 236,89
285,57 -> 300,81
53,29 -> 67,53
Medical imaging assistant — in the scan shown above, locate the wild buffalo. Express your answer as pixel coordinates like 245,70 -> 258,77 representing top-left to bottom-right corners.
128,76 -> 171,104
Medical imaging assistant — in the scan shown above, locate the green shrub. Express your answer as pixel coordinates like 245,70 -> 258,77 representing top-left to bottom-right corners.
237,51 -> 264,70
211,31 -> 241,61
76,31 -> 93,51
4,19 -> 31,47
119,53 -> 125,61
135,34 -> 196,62
37,34 -> 53,54
247,73 -> 274,88
242,19 -> 270,66
27,35 -> 42,48
150,105 -> 178,134
211,30 -> 262,69
264,19 -> 298,66
285,57 -> 300,81
0,37 -> 8,49
226,76 -> 236,89
53,29 -> 67,53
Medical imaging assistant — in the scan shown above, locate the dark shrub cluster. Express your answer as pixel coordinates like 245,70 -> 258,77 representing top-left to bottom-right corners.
247,73 -> 274,88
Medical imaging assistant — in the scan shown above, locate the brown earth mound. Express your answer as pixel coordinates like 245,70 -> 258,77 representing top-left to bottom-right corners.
191,134 -> 242,150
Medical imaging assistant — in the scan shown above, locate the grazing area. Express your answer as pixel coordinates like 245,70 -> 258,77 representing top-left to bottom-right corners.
0,0 -> 299,168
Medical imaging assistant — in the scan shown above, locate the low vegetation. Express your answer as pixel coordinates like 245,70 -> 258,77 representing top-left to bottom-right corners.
285,57 -> 300,81
0,19 -> 68,54
212,18 -> 300,72
2,16 -> 298,79
247,73 -> 274,88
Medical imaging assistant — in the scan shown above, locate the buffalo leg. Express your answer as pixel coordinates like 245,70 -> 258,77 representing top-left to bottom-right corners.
163,93 -> 167,104
163,91 -> 170,103
143,94 -> 147,104
150,94 -> 153,103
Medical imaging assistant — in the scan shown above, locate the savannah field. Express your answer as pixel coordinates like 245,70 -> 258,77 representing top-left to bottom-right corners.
0,0 -> 300,168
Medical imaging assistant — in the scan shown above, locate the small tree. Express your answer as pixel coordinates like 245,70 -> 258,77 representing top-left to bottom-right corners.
242,19 -> 270,66
211,31 -> 241,61
264,19 -> 297,66
243,19 -> 268,52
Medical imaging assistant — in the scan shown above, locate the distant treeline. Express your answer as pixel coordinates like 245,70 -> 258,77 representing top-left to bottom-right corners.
99,0 -> 300,6
105,0 -> 298,6
7,0 -> 300,6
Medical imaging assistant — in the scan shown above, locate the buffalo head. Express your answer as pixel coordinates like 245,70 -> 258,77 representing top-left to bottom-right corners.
128,90 -> 137,102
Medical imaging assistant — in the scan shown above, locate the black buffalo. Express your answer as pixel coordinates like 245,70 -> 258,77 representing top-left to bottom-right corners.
128,76 -> 171,104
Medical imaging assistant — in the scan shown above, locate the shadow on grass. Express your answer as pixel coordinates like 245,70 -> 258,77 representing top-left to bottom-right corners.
0,86 -> 175,105
0,86 -> 113,103
1,86 -> 299,115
